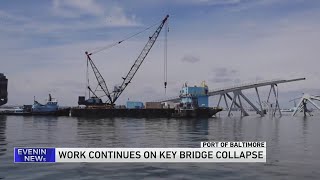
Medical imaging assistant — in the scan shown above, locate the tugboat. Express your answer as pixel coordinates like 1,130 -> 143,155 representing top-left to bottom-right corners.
32,94 -> 59,114
172,81 -> 222,118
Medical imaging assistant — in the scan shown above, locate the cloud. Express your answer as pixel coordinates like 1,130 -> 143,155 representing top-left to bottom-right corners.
192,0 -> 241,5
52,0 -> 104,17
51,0 -> 139,27
210,77 -> 241,83
106,6 -> 139,27
210,67 -> 240,83
0,1 -> 140,36
213,67 -> 237,76
0,10 -> 29,23
181,55 -> 200,63
210,77 -> 232,83
171,0 -> 294,13
174,0 -> 241,5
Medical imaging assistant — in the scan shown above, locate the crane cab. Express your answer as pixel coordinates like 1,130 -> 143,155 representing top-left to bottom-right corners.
78,96 -> 105,106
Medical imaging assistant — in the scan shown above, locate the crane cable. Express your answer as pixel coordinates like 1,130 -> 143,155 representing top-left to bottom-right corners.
89,20 -> 163,55
164,20 -> 168,94
86,57 -> 90,98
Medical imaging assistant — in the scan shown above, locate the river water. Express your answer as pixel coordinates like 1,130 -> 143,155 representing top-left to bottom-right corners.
0,112 -> 320,179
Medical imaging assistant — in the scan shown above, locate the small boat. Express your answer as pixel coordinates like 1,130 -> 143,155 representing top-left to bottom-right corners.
280,107 -> 297,112
32,94 -> 59,114
280,108 -> 294,112
13,107 -> 27,114
0,106 -> 31,115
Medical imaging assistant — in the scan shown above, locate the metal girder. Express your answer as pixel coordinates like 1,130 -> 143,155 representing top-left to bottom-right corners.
226,93 -> 245,111
217,94 -> 222,107
217,93 -> 229,110
239,91 -> 262,116
237,94 -> 245,116
255,87 -> 264,115
292,97 -> 305,116
272,85 -> 282,117
228,93 -> 237,116
226,92 -> 249,117
223,94 -> 229,110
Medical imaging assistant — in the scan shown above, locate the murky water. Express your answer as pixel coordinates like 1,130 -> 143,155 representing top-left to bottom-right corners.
0,112 -> 320,179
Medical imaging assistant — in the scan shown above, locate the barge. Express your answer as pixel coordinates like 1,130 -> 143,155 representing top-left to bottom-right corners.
71,82 -> 223,118
70,107 -> 222,118
71,108 -> 174,118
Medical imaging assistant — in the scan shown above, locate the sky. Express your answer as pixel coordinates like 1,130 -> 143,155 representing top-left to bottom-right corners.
1,0 -> 320,108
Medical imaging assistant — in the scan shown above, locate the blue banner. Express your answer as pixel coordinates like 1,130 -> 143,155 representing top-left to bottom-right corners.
14,148 -> 55,163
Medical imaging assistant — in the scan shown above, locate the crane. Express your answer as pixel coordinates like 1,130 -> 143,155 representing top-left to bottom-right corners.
78,15 -> 169,107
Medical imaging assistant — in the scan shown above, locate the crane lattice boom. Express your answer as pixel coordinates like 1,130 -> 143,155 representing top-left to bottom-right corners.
83,15 -> 169,107
112,15 -> 169,103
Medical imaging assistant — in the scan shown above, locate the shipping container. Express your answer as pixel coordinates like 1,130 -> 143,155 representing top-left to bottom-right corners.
145,102 -> 163,109
126,101 -> 144,109
161,102 -> 176,109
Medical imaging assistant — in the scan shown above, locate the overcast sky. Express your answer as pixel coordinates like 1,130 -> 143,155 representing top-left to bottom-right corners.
1,0 -> 319,107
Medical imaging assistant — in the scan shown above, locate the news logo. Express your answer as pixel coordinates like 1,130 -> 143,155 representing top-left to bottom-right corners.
14,148 -> 55,163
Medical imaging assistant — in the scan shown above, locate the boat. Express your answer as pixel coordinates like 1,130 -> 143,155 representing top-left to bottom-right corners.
0,73 -> 8,106
0,94 -> 69,116
32,94 -> 59,114
13,107 -> 28,114
280,108 -> 295,112
0,106 -> 31,115
172,82 -> 223,118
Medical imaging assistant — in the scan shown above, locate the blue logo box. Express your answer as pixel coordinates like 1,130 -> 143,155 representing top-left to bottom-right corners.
14,148 -> 56,163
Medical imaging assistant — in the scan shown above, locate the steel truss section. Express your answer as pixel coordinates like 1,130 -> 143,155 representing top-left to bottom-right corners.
217,90 -> 262,117
292,94 -> 320,116
155,78 -> 305,117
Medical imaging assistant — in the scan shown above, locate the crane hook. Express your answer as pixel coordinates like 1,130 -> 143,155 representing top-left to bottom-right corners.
164,81 -> 167,94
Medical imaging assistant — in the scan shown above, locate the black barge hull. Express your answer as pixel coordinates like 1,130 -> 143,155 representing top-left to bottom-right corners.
71,108 -> 174,118
172,108 -> 223,118
71,108 -> 222,118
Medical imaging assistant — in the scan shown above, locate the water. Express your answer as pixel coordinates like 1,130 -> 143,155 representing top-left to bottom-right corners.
1,112 -> 320,179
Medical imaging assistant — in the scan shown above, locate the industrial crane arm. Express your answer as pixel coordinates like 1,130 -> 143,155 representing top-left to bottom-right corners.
112,15 -> 169,104
86,51 -> 112,103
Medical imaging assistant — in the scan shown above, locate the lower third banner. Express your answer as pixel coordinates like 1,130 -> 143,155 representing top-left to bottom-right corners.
14,147 -> 266,163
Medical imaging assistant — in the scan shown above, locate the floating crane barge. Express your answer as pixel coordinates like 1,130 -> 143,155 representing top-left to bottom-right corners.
70,15 -> 222,118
